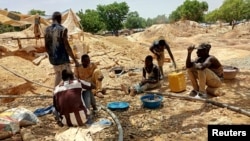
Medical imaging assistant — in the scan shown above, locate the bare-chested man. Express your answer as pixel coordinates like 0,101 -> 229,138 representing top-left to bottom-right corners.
186,43 -> 223,98
150,39 -> 176,78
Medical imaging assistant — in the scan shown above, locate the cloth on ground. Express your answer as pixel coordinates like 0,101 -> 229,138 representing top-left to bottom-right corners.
55,118 -> 112,141
33,105 -> 54,117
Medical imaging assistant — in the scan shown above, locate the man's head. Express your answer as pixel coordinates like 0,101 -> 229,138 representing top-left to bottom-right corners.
196,43 -> 211,57
158,39 -> 167,47
61,69 -> 74,81
145,55 -> 153,67
81,54 -> 90,68
52,11 -> 62,24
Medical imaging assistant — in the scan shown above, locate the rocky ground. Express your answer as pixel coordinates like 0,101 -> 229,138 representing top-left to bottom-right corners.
0,20 -> 250,141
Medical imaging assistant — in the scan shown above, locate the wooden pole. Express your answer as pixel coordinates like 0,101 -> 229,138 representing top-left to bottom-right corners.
17,38 -> 22,49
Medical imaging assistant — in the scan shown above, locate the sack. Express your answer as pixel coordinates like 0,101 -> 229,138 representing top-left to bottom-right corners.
0,107 -> 39,127
0,116 -> 20,134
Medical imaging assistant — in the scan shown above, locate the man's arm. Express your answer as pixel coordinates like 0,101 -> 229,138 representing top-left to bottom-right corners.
80,80 -> 95,90
165,43 -> 177,69
195,56 -> 213,70
142,67 -> 146,79
186,46 -> 195,68
74,67 -> 80,78
44,29 -> 51,54
149,46 -> 155,54
63,28 -> 79,66
142,67 -> 159,85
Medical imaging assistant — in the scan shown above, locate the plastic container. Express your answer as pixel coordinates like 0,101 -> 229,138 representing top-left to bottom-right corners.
140,94 -> 163,109
107,101 -> 129,111
223,66 -> 239,80
168,71 -> 186,92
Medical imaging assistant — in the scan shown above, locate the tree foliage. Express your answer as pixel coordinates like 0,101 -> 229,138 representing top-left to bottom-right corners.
0,10 -> 23,33
28,9 -> 46,15
205,0 -> 250,22
145,15 -> 168,27
97,2 -> 129,33
0,24 -> 14,34
76,9 -> 105,34
154,15 -> 169,24
169,0 -> 208,22
124,11 -> 146,29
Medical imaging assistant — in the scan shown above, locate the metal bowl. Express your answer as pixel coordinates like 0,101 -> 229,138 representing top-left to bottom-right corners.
223,66 -> 239,80
113,67 -> 124,74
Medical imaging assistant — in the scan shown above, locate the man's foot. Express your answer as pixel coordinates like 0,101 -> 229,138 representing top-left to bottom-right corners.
198,92 -> 208,99
96,92 -> 104,98
129,89 -> 136,97
189,90 -> 198,97
121,84 -> 129,95
193,92 -> 207,99
93,106 -> 101,115
56,120 -> 64,127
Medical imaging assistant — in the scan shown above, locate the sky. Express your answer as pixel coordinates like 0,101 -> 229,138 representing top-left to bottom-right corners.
0,0 -> 224,19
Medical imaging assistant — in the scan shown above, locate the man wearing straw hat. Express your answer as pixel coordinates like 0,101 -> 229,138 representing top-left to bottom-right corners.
186,43 -> 223,98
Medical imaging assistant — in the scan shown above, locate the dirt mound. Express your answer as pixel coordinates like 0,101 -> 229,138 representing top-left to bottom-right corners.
1,20 -> 250,141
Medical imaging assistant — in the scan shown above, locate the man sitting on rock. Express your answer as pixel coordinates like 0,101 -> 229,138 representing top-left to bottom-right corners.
121,55 -> 161,96
74,54 -> 105,98
53,69 -> 97,126
186,43 -> 224,98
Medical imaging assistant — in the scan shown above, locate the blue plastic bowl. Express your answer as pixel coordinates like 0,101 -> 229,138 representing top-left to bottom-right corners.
140,94 -> 163,109
107,101 -> 129,111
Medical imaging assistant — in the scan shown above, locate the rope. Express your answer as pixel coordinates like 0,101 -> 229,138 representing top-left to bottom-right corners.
0,64 -> 53,89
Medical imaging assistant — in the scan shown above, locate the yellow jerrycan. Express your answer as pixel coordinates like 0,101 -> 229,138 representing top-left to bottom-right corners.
168,71 -> 186,92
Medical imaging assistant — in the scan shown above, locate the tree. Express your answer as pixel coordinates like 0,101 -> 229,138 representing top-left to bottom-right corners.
145,18 -> 154,27
124,11 -> 146,29
218,0 -> 249,22
204,9 -> 220,22
154,14 -> 169,24
97,2 -> 129,35
76,9 -> 105,34
0,24 -> 14,33
204,0 -> 250,23
169,0 -> 208,22
28,9 -> 45,15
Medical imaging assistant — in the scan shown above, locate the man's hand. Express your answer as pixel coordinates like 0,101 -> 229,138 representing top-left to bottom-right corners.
75,60 -> 80,67
187,45 -> 195,53
98,76 -> 104,81
194,63 -> 202,69
156,54 -> 161,59
140,79 -> 147,86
